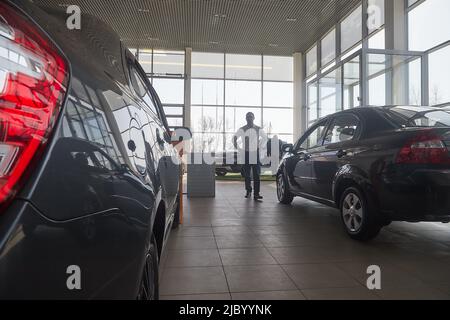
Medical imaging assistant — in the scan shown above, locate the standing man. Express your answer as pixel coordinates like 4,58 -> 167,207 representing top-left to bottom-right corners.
233,112 -> 267,201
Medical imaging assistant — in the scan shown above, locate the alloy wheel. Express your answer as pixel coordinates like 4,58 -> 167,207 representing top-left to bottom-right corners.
277,175 -> 285,201
342,192 -> 364,232
137,252 -> 156,300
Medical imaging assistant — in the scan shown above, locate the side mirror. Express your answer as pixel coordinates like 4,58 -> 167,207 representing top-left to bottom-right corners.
171,127 -> 192,143
281,143 -> 294,154
163,131 -> 172,143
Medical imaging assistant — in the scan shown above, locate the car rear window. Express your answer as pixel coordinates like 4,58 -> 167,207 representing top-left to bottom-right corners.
380,107 -> 450,128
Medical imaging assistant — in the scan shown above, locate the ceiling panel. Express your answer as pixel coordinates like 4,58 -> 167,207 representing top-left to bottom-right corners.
34,0 -> 361,55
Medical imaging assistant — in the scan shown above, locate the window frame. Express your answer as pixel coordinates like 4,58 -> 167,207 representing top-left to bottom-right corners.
294,118 -> 330,151
124,48 -> 171,132
322,112 -> 362,146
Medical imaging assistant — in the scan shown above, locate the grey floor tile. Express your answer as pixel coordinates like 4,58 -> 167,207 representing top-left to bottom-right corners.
213,226 -> 253,236
268,246 -> 356,264
392,260 -> 450,285
160,182 -> 450,300
302,286 -> 379,300
160,267 -> 229,295
258,233 -> 348,248
173,227 -> 214,237
165,249 -> 222,267
225,265 -> 297,293
161,293 -> 232,300
215,235 -> 264,249
183,218 -> 212,227
435,283 -> 450,296
375,286 -> 450,300
167,236 -> 217,251
232,290 -> 306,300
336,261 -> 427,289
219,248 -> 277,266
211,219 -> 248,227
282,264 -> 361,289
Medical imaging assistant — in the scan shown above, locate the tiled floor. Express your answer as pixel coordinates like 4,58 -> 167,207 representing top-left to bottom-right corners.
159,181 -> 450,300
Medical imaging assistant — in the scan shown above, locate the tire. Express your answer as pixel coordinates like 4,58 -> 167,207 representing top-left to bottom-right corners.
137,235 -> 159,300
277,173 -> 294,205
340,186 -> 382,241
172,195 -> 181,230
216,170 -> 227,177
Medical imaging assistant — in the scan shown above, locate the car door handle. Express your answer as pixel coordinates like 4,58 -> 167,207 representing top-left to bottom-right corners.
336,149 -> 347,158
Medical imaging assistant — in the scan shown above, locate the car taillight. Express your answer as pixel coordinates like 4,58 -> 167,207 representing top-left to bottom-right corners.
396,131 -> 449,165
0,3 -> 68,206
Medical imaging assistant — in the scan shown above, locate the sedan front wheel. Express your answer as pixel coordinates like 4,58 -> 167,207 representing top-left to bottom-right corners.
137,235 -> 159,300
277,173 -> 294,205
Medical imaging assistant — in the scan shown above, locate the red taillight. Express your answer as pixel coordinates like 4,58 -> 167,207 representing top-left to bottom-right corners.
396,131 -> 449,164
0,3 -> 68,205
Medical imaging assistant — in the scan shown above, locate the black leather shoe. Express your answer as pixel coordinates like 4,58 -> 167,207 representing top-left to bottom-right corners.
254,194 -> 263,201
245,191 -> 252,199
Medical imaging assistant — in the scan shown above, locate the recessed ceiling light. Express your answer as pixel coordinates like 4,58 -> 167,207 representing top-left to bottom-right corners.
213,14 -> 227,18
148,37 -> 159,41
287,18 -> 297,22
269,43 -> 279,47
209,41 -> 220,45
138,8 -> 150,13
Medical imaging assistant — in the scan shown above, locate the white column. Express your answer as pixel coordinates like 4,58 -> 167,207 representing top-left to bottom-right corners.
184,47 -> 192,129
293,52 -> 306,138
385,0 -> 408,105
385,0 -> 407,51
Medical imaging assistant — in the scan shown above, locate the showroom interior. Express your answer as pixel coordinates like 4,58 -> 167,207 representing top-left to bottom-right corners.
32,0 -> 450,300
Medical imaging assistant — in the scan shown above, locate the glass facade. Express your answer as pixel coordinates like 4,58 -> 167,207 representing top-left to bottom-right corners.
408,0 -> 450,106
321,29 -> 336,67
306,2 -> 377,124
128,0 -> 450,142
134,49 -> 185,130
408,0 -> 450,51
341,5 -> 363,54
191,52 -> 293,152
305,0 -> 396,124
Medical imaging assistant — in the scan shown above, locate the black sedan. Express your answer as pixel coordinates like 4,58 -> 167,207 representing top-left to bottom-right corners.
0,0 -> 186,299
277,106 -> 450,241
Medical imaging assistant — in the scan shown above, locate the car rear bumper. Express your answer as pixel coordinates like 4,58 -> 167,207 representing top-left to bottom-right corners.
381,169 -> 450,222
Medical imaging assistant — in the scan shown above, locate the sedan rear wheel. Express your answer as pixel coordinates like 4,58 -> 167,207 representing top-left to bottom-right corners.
342,193 -> 364,233
216,170 -> 227,177
340,187 -> 381,241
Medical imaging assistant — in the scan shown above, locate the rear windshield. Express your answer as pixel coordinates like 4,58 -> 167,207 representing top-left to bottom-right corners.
380,107 -> 450,128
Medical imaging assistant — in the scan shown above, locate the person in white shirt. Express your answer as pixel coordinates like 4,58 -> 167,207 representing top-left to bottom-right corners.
232,112 -> 267,201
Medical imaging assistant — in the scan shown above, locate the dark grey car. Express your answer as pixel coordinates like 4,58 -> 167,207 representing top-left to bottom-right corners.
0,0 -> 184,299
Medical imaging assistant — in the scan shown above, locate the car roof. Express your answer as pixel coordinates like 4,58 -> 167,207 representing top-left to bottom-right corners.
313,105 -> 445,122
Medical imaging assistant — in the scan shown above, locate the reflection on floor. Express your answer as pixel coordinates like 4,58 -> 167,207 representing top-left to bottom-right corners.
159,181 -> 450,300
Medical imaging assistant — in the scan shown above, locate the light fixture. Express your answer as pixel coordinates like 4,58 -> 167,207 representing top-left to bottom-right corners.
269,43 -> 279,47
286,18 -> 297,22
138,8 -> 150,13
209,41 -> 220,45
